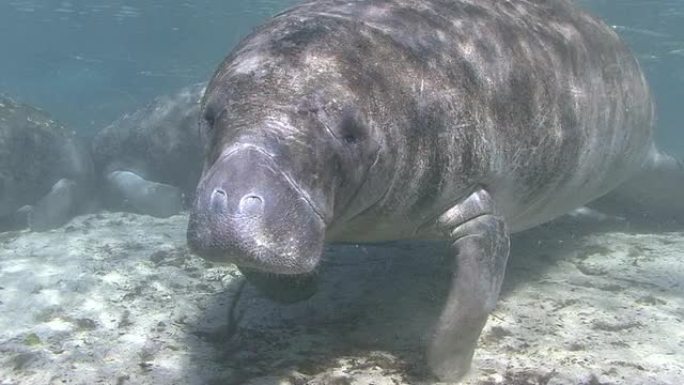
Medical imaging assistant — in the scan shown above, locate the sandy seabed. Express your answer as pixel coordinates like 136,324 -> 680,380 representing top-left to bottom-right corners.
0,212 -> 682,385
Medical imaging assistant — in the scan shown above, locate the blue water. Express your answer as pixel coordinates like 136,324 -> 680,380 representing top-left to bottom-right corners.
0,0 -> 682,154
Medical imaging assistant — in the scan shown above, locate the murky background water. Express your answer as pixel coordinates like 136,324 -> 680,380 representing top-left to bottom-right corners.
0,0 -> 681,154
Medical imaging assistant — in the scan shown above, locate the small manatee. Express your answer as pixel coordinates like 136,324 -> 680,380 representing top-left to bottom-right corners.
92,84 -> 205,217
0,96 -> 92,232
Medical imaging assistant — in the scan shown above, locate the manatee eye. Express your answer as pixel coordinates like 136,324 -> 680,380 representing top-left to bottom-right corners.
204,114 -> 214,128
202,102 -> 224,132
203,109 -> 216,130
337,109 -> 366,145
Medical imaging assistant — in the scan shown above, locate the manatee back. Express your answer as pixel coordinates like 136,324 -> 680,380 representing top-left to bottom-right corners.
91,83 -> 205,195
267,0 -> 654,230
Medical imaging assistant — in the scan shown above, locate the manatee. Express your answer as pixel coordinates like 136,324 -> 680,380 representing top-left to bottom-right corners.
186,0 -> 681,381
91,83 -> 205,218
0,96 -> 92,232
588,149 -> 684,226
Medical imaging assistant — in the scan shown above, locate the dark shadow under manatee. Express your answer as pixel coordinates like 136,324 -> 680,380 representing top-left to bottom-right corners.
185,214 -> 678,384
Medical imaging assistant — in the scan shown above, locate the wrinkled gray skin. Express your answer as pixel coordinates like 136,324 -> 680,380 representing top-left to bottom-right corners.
187,0 -> 655,381
0,96 -> 93,232
92,83 -> 205,218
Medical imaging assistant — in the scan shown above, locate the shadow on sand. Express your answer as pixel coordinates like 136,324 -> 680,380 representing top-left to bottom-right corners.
182,214 -> 677,384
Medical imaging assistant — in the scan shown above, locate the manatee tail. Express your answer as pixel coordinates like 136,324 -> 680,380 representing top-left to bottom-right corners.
589,145 -> 684,226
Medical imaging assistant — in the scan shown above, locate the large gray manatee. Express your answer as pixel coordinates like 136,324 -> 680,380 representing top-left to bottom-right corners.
187,0 -> 682,381
91,83 -> 205,218
0,96 -> 92,232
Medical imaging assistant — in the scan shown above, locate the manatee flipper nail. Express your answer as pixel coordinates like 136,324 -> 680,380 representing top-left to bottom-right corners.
106,170 -> 183,218
29,178 -> 79,232
427,189 -> 510,380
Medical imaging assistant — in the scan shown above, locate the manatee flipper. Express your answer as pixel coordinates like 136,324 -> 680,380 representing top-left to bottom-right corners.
590,146 -> 684,225
239,266 -> 318,304
427,189 -> 510,381
29,178 -> 80,231
106,170 -> 183,218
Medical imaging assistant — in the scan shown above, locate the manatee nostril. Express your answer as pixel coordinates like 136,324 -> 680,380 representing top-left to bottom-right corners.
239,194 -> 263,216
210,188 -> 228,212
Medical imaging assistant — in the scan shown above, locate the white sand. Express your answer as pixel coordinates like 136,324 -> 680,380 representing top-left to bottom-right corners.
0,212 -> 682,385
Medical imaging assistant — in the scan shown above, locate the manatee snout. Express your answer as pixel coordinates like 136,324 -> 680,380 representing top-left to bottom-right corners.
187,145 -> 326,276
